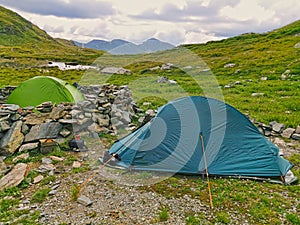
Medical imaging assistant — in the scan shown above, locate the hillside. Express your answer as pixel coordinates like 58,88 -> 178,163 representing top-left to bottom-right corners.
184,19 -> 300,80
0,6 -> 103,65
0,6 -> 55,45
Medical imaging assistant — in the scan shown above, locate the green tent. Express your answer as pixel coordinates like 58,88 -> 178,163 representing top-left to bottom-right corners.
7,76 -> 84,107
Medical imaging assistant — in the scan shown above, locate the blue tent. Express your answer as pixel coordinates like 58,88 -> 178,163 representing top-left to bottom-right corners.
109,96 -> 293,179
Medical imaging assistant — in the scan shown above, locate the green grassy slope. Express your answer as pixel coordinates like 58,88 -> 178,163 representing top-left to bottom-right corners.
181,21 -> 300,127
0,6 -> 54,45
0,6 -> 104,65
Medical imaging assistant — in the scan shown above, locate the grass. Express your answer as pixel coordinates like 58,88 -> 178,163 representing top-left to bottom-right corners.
186,214 -> 205,225
70,185 -> 80,201
216,211 -> 231,224
30,188 -> 51,203
157,207 -> 169,222
0,187 -> 40,224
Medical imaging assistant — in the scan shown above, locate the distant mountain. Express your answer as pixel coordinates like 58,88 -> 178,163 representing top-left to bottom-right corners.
139,38 -> 174,53
109,42 -> 144,55
75,39 -> 130,51
74,38 -> 175,54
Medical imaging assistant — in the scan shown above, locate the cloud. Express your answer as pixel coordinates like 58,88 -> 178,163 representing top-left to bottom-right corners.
1,0 -> 299,45
130,0 -> 240,22
0,0 -> 116,18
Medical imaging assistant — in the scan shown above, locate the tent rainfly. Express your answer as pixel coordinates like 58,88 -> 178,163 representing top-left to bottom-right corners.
108,96 -> 295,183
6,76 -> 84,107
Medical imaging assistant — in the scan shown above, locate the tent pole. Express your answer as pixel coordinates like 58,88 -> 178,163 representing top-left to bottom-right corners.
200,133 -> 213,209
79,152 -> 118,195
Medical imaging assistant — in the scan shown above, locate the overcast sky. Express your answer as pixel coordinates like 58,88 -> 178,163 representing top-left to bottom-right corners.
0,0 -> 299,45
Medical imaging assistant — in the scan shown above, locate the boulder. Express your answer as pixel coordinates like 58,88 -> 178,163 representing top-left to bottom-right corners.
24,122 -> 63,142
0,163 -> 29,191
0,121 -> 24,155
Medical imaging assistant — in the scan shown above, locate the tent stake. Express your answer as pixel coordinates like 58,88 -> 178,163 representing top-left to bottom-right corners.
200,133 -> 213,209
79,122 -> 151,195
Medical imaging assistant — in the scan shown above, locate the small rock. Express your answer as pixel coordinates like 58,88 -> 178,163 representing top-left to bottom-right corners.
48,190 -> 58,196
169,79 -> 177,85
77,195 -> 93,206
12,153 -> 29,163
295,126 -> 300,134
37,164 -> 55,173
18,142 -> 39,152
51,184 -> 60,190
291,133 -> 300,140
261,77 -> 268,81
0,121 -> 11,132
59,129 -> 71,138
72,161 -> 81,168
251,93 -> 264,97
273,137 -> 287,151
42,157 -> 53,165
281,128 -> 295,139
271,122 -> 285,133
49,156 -> 64,162
224,63 -> 235,68
33,175 -> 44,184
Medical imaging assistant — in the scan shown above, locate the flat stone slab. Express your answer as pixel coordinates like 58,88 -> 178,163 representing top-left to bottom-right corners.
0,163 -> 29,191
24,122 -> 62,142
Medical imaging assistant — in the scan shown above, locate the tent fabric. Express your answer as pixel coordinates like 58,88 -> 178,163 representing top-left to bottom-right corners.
109,96 -> 293,178
7,76 -> 84,107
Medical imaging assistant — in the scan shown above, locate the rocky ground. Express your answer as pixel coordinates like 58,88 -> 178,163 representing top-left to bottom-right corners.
6,138 -> 297,225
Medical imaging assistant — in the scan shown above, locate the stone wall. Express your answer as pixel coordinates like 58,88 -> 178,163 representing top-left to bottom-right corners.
0,84 -> 147,156
0,86 -> 16,104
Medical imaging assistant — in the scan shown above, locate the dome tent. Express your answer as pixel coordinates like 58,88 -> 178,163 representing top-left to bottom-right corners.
7,76 -> 84,107
108,96 -> 294,183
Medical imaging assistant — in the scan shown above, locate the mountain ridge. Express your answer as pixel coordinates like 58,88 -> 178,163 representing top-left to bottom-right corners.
74,38 -> 175,54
